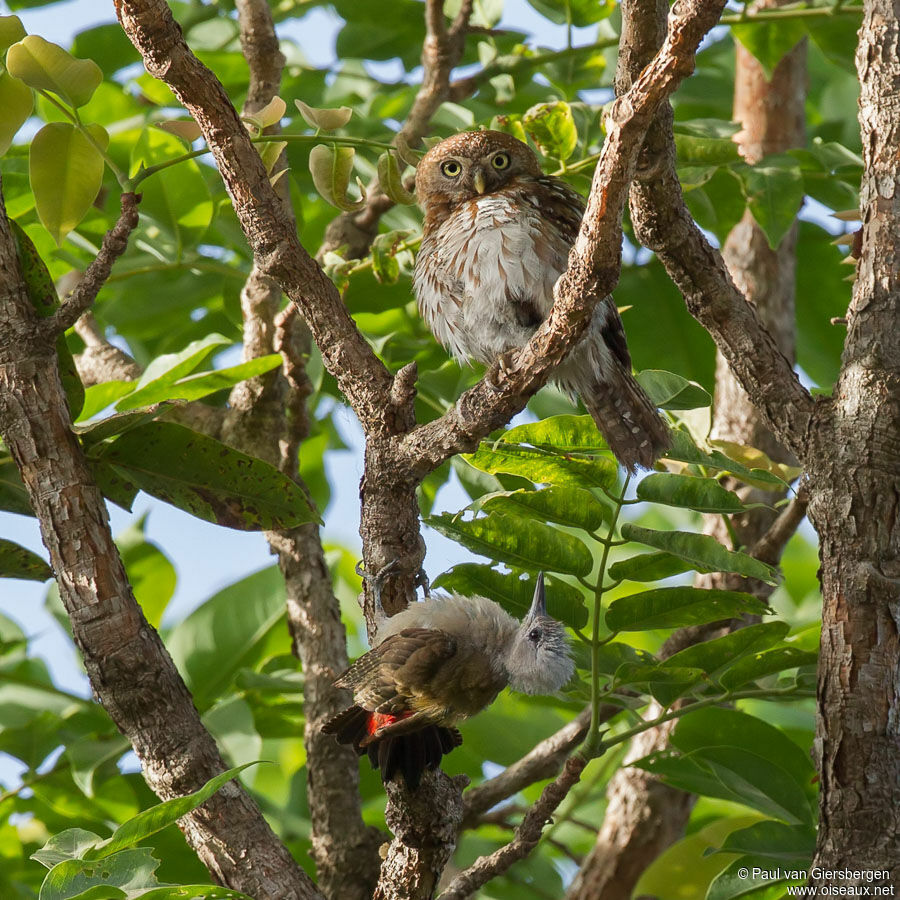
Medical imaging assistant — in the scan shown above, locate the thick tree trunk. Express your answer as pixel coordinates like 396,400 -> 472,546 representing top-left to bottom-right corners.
805,0 -> 900,883
568,7 -> 805,897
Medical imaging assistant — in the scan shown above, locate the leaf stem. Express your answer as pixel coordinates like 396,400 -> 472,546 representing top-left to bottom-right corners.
584,474 -> 630,755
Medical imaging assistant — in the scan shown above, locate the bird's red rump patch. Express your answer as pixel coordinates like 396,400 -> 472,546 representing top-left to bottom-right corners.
367,711 -> 411,735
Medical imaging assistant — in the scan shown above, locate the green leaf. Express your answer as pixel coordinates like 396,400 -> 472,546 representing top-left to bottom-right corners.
714,820 -> 815,862
501,414 -> 608,452
614,662 -> 706,706
377,151 -> 416,204
0,538 -> 52,581
65,735 -> 129,798
125,333 -> 230,397
432,563 -> 588,629
75,402 -> 180,446
117,355 -> 281,411
731,20 -> 806,79
636,369 -> 711,410
30,122 -> 105,244
477,485 -> 608,532
636,473 -> 746,514
117,520 -> 176,629
130,129 -> 214,246
524,0 -> 614,27
96,422 -> 320,531
0,457 -> 32,515
0,69 -> 33,155
165,566 -> 288,709
523,100 -> 578,161
664,622 -> 789,683
719,645 -> 818,690
674,132 -> 741,166
77,381 -> 136,421
309,143 -> 365,211
739,156 -> 805,250
637,746 -> 814,825
671,706 -> 817,807
31,829 -> 101,869
665,429 -> 791,491
465,443 -> 617,492
86,763 -> 260,860
608,551 -> 693,583
707,854 -> 804,900
0,16 -> 26,56
6,34 -> 102,108
621,523 -> 779,584
426,511 -> 593,576
606,587 -> 769,632
370,229 -> 410,285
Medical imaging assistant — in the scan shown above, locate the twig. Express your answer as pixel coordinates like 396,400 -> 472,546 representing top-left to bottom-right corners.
438,756 -> 587,900
462,707 -> 593,827
752,492 -> 809,565
45,192 -> 140,337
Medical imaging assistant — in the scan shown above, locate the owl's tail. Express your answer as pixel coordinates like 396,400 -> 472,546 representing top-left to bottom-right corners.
578,368 -> 671,474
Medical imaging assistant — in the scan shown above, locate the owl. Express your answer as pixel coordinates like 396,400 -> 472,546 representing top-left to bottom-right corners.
413,130 -> 670,472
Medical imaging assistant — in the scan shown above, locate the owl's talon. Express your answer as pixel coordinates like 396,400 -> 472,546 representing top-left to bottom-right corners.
486,350 -> 519,391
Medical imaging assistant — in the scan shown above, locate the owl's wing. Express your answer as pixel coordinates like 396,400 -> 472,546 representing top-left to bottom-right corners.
534,175 -> 586,247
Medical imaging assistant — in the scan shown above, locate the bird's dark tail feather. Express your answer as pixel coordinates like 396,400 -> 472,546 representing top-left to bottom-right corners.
580,368 -> 671,474
323,705 -> 463,790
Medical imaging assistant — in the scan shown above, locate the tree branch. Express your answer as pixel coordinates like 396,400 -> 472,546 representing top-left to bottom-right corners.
460,704 -> 624,830
115,0 -> 395,437
0,180 -> 322,900
438,756 -> 587,900
45,192 -> 140,337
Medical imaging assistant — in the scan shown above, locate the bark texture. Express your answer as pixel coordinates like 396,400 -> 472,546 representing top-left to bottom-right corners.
805,0 -> 900,882
569,8 -> 806,897
0,186 -> 322,900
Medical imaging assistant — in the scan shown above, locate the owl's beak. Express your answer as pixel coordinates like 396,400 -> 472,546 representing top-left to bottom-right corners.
472,168 -> 486,194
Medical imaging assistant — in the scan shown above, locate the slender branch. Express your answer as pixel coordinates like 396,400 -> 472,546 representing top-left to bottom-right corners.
398,0 -> 730,476
439,756 -> 587,900
753,492 -> 809,565
461,704 -> 621,829
44,193 -> 140,337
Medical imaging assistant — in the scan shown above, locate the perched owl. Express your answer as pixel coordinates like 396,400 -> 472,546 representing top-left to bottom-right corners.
413,130 -> 670,472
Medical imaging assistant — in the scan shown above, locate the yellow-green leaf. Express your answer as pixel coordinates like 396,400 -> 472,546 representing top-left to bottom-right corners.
30,121 -> 105,245
0,16 -> 26,58
309,143 -> 364,211
6,34 -> 102,108
377,151 -> 416,204
0,70 -> 33,156
523,100 -> 578,161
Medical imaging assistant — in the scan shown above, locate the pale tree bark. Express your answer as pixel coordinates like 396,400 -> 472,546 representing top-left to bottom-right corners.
806,0 -> 900,882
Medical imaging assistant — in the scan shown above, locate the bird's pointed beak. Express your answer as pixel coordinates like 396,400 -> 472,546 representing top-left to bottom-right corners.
527,572 -> 547,619
473,168 -> 486,194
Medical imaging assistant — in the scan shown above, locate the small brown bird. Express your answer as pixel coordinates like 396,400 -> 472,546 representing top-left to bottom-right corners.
323,573 -> 573,789
413,129 -> 670,472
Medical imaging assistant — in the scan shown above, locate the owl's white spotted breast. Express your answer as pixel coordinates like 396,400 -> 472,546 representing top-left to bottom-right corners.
414,186 -> 571,365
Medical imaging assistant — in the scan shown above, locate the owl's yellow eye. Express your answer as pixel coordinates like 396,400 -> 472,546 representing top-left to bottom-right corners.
491,152 -> 510,170
440,160 -> 462,178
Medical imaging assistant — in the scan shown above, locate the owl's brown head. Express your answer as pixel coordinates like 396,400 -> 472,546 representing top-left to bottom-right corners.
415,130 -> 542,212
